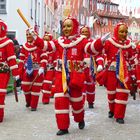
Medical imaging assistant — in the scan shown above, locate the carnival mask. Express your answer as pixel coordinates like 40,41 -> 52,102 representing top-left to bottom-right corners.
43,35 -> 51,41
62,19 -> 73,37
80,27 -> 90,38
26,32 -> 34,43
117,25 -> 128,42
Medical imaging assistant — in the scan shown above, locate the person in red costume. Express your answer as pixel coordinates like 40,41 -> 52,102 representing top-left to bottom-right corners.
29,16 -> 109,135
96,22 -> 136,124
0,19 -> 19,122
135,41 -> 140,95
18,29 -> 47,111
80,25 -> 104,108
41,32 -> 55,104
128,41 -> 137,100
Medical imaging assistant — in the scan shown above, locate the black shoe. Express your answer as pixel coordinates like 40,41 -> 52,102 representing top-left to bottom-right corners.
108,111 -> 114,118
88,103 -> 94,109
56,129 -> 69,135
31,108 -> 37,111
116,118 -> 124,124
42,102 -> 49,105
26,103 -> 30,107
78,120 -> 85,129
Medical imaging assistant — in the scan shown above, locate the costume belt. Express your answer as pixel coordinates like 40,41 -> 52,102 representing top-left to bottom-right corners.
56,59 -> 83,72
46,64 -> 54,71
32,63 -> 40,70
108,61 -> 131,71
0,62 -> 10,73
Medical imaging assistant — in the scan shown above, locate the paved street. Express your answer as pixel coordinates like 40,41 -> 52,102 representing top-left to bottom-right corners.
1,86 -> 140,140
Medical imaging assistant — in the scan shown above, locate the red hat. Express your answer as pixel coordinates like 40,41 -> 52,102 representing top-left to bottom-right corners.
43,32 -> 53,40
113,22 -> 127,41
80,25 -> 91,38
0,19 -> 7,38
63,16 -> 79,36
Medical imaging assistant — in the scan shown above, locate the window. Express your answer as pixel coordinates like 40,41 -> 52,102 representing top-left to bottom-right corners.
128,32 -> 131,36
103,18 -> 108,26
112,19 -> 118,26
7,31 -> 16,40
0,0 -> 6,14
30,0 -> 33,19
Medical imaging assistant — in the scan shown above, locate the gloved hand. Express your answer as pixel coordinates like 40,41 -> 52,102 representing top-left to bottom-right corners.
131,42 -> 136,49
131,75 -> 136,81
101,32 -> 111,44
14,75 -> 21,87
38,67 -> 44,75
97,65 -> 103,72
83,58 -> 90,67
14,75 -> 20,81
28,27 -> 37,40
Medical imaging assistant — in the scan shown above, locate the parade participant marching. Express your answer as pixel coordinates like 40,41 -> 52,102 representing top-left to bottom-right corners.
136,41 -> 140,95
41,32 -> 55,104
29,16 -> 109,135
0,19 -> 20,122
129,41 -> 137,100
96,22 -> 136,124
80,25 -> 104,108
18,29 -> 47,111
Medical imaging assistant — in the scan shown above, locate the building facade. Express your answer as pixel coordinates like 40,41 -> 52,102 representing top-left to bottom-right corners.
0,0 -> 45,44
91,0 -> 127,37
1,0 -> 139,43
126,12 -> 140,41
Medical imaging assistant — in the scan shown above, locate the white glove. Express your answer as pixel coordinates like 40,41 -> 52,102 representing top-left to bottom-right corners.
97,65 -> 103,72
131,75 -> 136,80
28,27 -> 37,40
134,58 -> 138,65
101,32 -> 111,44
14,75 -> 20,81
38,67 -> 44,75
83,58 -> 90,66
131,42 -> 136,49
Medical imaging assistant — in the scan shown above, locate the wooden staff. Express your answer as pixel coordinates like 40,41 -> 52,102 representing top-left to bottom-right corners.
28,73 -> 39,90
17,8 -> 31,28
14,80 -> 18,102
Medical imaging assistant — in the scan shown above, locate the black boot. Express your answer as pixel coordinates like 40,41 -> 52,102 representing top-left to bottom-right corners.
108,111 -> 114,118
31,108 -> 37,111
56,129 -> 69,135
116,118 -> 124,124
88,103 -> 94,109
42,102 -> 49,105
78,120 -> 85,129
26,103 -> 30,107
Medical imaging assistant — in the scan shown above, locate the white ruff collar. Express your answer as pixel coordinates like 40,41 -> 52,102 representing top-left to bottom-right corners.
108,38 -> 131,49
23,44 -> 37,51
0,39 -> 13,48
0,36 -> 6,41
58,35 -> 86,48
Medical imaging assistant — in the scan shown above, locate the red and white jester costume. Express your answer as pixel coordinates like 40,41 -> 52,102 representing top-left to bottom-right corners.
80,25 -> 104,108
41,32 -> 56,104
19,29 -> 47,111
31,16 -> 108,135
0,19 -> 19,122
96,22 -> 136,124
